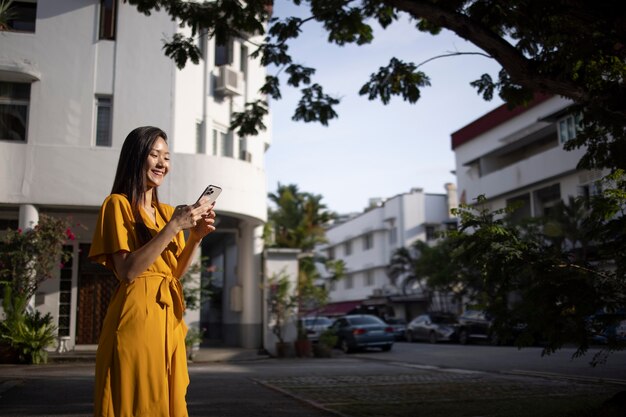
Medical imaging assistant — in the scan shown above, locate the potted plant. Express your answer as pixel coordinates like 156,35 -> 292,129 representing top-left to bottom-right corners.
313,328 -> 338,358
294,318 -> 312,357
267,272 -> 296,358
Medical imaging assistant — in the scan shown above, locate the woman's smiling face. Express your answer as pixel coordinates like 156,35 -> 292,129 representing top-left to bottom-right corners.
145,136 -> 170,189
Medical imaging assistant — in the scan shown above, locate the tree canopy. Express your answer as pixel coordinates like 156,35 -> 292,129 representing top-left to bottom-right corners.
125,0 -> 626,171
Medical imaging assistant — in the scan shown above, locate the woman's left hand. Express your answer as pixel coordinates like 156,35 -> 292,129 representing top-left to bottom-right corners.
189,205 -> 216,240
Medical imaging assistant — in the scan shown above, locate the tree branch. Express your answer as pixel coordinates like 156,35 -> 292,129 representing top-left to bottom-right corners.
416,51 -> 492,69
384,0 -> 588,101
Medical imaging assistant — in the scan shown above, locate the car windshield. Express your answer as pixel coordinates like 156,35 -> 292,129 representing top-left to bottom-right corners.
349,316 -> 384,326
386,318 -> 406,324
432,315 -> 458,324
304,317 -> 332,326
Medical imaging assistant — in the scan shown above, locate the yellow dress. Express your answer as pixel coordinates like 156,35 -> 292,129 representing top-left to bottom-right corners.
89,194 -> 189,417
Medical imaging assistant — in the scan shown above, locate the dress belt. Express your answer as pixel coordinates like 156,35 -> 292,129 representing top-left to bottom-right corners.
142,272 -> 186,374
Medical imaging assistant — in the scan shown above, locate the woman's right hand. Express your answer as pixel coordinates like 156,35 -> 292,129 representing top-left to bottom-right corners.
171,198 -> 213,231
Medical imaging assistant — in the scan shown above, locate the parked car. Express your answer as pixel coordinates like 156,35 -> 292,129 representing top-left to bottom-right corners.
457,310 -> 497,345
329,314 -> 395,353
457,310 -> 530,345
588,310 -> 626,345
406,313 -> 458,343
385,317 -> 407,340
299,316 -> 333,343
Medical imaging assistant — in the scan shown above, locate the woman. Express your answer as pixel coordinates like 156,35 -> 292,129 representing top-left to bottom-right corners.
89,126 -> 216,417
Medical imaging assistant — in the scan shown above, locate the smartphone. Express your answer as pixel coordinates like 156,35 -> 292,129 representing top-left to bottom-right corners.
197,185 -> 222,205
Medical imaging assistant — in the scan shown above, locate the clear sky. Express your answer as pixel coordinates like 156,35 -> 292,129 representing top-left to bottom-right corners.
265,2 -> 504,214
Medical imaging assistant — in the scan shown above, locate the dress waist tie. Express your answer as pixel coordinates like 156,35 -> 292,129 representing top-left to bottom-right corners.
152,273 -> 186,374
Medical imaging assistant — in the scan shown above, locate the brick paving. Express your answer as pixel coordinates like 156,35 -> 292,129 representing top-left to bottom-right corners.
255,370 -> 621,417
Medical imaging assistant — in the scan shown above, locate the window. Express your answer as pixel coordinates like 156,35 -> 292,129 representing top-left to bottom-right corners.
240,44 -> 248,74
364,270 -> 374,287
344,240 -> 352,256
578,182 -> 602,203
212,129 -> 233,157
506,193 -> 531,223
215,34 -> 232,66
95,97 -> 112,147
239,137 -> 251,161
221,131 -> 234,157
212,129 -> 219,155
5,1 -> 37,32
0,82 -> 30,142
99,0 -> 117,40
534,184 -> 561,217
388,227 -> 397,245
327,247 -> 334,260
196,121 -> 205,153
558,113 -> 582,144
425,225 -> 437,241
362,232 -> 373,250
344,275 -> 354,290
329,280 -> 336,292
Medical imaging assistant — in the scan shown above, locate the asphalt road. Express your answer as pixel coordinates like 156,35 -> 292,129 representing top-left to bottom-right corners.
353,340 -> 626,382
1,344 -> 624,417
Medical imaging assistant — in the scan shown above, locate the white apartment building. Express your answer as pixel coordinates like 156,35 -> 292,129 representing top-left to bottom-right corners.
317,186 -> 457,321
452,94 -> 605,219
0,1 -> 270,350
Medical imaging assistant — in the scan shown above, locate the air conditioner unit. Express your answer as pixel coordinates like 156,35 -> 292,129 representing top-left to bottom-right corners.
216,66 -> 243,96
372,289 -> 384,296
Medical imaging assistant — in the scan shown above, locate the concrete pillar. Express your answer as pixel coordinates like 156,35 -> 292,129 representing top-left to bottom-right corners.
237,220 -> 262,348
19,204 -> 39,230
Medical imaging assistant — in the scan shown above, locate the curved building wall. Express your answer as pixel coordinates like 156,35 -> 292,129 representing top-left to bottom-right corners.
0,0 -> 269,349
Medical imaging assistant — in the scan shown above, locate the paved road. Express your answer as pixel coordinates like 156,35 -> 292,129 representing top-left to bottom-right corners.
1,354 -> 624,417
353,341 -> 626,382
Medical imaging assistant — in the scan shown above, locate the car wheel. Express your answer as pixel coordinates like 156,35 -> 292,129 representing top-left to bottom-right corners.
459,329 -> 469,345
489,332 -> 500,346
340,339 -> 353,354
429,331 -> 438,344
381,344 -> 393,352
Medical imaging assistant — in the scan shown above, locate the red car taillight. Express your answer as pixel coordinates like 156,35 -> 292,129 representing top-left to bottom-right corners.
385,327 -> 394,333
353,328 -> 367,335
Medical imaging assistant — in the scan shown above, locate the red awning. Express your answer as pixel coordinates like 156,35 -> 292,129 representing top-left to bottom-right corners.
311,300 -> 363,317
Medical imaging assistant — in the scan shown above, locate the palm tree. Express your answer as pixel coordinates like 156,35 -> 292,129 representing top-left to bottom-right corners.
0,0 -> 15,31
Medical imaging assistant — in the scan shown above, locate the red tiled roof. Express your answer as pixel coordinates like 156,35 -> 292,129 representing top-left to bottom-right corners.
451,93 -> 553,149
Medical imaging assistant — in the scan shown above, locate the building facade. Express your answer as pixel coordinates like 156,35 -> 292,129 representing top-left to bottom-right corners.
452,94 -> 605,219
1,1 -> 270,349
318,186 -> 458,321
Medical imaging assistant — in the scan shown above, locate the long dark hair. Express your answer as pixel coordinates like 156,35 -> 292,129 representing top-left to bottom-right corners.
111,126 -> 168,245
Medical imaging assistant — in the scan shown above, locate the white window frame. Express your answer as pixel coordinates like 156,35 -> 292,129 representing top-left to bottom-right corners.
558,113 -> 582,144
95,96 -> 113,147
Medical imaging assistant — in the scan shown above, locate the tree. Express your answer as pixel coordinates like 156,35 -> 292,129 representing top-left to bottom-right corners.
447,191 -> 625,360
265,183 -> 335,251
265,183 -> 344,333
0,0 -> 15,31
125,0 -> 626,171
388,239 -> 465,311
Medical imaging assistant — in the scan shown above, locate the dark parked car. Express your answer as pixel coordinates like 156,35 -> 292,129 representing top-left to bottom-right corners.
385,317 -> 407,340
299,316 -> 333,343
457,310 -> 530,345
457,310 -> 496,345
588,310 -> 626,345
406,313 -> 458,343
330,314 -> 395,353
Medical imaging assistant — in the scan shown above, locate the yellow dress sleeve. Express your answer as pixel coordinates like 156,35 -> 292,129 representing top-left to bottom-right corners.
159,203 -> 186,257
89,194 -> 137,271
